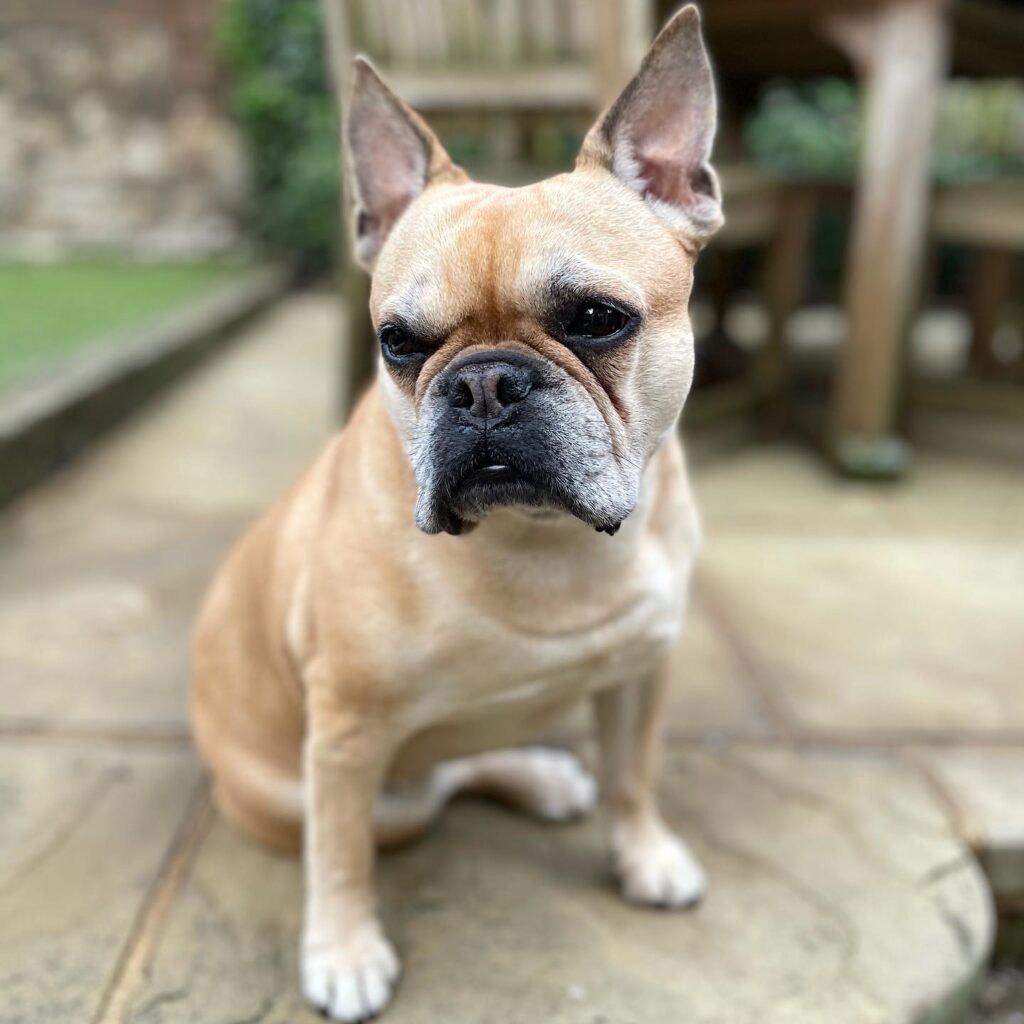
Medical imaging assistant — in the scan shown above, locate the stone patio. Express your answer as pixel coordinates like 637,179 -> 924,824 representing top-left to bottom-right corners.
0,293 -> 1021,1024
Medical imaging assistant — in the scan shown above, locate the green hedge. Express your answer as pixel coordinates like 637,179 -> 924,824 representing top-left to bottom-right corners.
218,0 -> 340,273
746,78 -> 1024,183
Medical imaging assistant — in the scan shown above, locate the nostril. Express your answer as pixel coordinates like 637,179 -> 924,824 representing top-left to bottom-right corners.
450,378 -> 474,409
496,371 -> 531,407
495,375 -> 515,407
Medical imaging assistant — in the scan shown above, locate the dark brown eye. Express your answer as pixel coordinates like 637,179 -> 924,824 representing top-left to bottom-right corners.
380,325 -> 427,365
564,302 -> 629,341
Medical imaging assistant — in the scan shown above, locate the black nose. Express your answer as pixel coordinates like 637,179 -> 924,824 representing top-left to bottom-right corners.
447,361 -> 534,423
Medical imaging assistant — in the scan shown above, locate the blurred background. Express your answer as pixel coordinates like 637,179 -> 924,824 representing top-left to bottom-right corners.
0,2 -> 1021,1023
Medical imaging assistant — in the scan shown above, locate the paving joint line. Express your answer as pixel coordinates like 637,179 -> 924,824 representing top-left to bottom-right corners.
90,780 -> 214,1024
693,571 -> 800,742
0,721 -> 192,747
901,749 -> 983,852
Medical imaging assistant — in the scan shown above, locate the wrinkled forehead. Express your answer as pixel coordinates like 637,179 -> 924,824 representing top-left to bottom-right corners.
369,174 -> 690,331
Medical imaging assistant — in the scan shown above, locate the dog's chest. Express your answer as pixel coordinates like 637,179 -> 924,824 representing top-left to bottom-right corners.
397,534 -> 687,755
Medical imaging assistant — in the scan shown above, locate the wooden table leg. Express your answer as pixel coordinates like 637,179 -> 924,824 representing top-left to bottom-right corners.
826,0 -> 949,477
758,187 -> 815,437
319,0 -> 373,423
967,247 -> 1015,379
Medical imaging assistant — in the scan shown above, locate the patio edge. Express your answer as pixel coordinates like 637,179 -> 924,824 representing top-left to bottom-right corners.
0,263 -> 293,509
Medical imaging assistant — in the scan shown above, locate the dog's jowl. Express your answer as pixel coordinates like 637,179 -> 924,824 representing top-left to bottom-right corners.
191,7 -> 722,1021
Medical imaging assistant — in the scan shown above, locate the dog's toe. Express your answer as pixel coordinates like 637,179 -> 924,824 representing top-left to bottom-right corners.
529,749 -> 599,822
302,926 -> 400,1022
614,824 -> 706,909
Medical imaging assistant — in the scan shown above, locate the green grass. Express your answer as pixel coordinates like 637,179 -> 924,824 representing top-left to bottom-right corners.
0,259 -> 252,389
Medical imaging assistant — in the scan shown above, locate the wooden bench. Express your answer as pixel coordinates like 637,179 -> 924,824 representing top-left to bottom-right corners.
914,178 -> 1024,417
320,0 -> 656,416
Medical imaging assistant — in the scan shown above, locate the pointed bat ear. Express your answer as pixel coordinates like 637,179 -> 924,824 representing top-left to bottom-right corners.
577,5 -> 722,244
343,58 -> 463,270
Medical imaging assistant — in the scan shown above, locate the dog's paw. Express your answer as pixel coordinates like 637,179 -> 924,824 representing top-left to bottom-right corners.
613,822 -> 706,909
301,924 -> 400,1022
528,748 -> 599,822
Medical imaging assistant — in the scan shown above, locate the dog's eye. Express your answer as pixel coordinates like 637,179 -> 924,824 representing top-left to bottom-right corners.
380,325 -> 427,365
563,302 -> 630,341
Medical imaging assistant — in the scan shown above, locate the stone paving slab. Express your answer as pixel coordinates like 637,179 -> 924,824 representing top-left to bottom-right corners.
664,596 -> 773,738
117,748 -> 993,1024
693,447 -> 897,537
0,522 -> 238,730
915,749 -> 1024,906
0,295 -> 334,733
694,446 -> 1024,541
699,535 -> 1024,739
0,743 -> 199,1023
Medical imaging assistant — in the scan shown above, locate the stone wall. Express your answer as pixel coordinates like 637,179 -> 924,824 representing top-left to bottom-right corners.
0,0 -> 248,259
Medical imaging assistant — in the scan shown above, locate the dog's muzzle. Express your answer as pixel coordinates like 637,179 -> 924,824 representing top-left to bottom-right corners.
410,349 -> 637,536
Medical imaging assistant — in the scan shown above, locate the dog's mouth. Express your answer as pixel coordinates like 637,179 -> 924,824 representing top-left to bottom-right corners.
450,456 -> 556,516
419,451 -> 623,537
417,450 -> 561,535
460,463 -> 521,488
411,379 -> 636,539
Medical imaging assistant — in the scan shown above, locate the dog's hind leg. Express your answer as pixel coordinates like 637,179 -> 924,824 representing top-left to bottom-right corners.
450,748 -> 598,821
376,747 -> 597,848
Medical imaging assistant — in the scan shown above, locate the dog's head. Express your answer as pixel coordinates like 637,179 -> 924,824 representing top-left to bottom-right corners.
344,6 -> 721,536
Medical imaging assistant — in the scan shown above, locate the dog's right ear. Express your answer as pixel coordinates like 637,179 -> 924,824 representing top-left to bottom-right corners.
344,58 -> 463,270
577,5 -> 722,245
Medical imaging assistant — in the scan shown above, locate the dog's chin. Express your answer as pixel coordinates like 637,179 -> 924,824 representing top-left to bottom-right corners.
414,462 -> 626,537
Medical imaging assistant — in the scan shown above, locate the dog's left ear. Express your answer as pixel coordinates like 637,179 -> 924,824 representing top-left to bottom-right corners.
344,58 -> 464,270
577,4 -> 722,244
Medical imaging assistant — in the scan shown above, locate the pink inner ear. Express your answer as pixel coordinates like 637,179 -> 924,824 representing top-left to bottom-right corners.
629,90 -> 710,212
637,150 -> 696,210
356,126 -> 426,237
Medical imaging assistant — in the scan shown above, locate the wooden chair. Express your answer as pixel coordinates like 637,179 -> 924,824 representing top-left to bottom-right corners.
686,168 -> 816,434
319,0 -> 656,418
912,178 -> 1024,418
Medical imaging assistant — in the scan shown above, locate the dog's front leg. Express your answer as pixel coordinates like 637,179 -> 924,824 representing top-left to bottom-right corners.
301,684 -> 399,1023
593,666 -> 706,909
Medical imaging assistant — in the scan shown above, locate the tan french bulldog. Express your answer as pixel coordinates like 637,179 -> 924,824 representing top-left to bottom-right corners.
191,7 -> 722,1020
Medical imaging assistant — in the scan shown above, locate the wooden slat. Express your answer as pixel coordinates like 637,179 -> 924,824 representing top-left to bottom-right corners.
703,0 -> 892,32
350,0 -> 386,59
594,0 -> 635,106
526,0 -> 559,61
714,166 -> 784,247
953,0 -> 1024,76
933,182 -> 1024,248
491,0 -> 522,65
415,0 -> 449,64
441,0 -> 481,64
383,0 -> 423,69
565,0 -> 594,61
387,66 -> 596,111
912,378 -> 1024,419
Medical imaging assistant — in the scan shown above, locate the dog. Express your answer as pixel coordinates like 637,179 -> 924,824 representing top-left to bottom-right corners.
191,7 -> 722,1020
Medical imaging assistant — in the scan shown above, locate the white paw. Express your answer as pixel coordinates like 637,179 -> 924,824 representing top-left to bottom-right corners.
613,824 -> 706,909
530,749 -> 599,821
301,923 -> 400,1022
